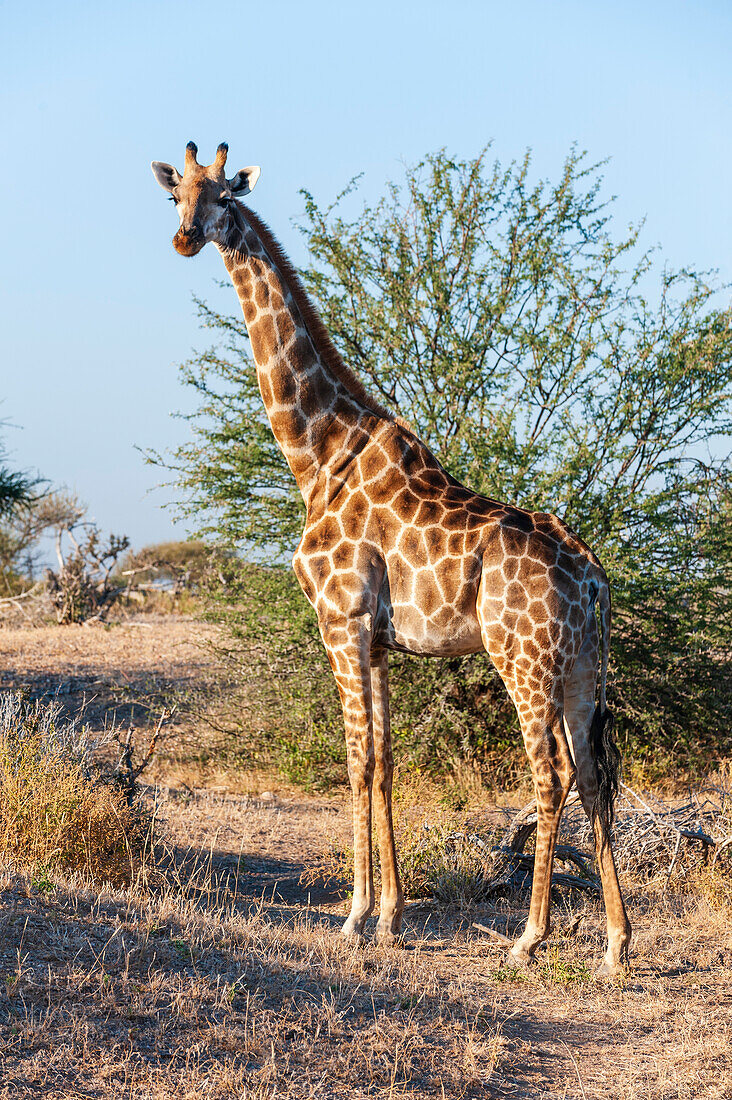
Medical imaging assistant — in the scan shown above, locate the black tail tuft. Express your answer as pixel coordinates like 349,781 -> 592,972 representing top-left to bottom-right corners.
590,704 -> 621,850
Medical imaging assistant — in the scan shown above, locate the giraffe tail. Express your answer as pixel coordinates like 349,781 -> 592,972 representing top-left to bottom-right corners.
590,576 -> 621,850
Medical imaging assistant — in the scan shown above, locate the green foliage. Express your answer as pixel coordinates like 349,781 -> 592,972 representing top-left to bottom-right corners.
493,951 -> 593,985
162,310 -> 305,556
200,560 -> 343,788
168,146 -> 732,780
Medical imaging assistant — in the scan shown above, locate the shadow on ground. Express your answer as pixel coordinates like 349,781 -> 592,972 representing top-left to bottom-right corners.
0,864 -> 660,1100
0,664 -> 213,732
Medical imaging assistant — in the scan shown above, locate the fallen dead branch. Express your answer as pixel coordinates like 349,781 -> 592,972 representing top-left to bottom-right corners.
425,780 -> 731,907
0,580 -> 45,606
0,580 -> 51,625
609,783 -> 725,884
471,921 -> 512,946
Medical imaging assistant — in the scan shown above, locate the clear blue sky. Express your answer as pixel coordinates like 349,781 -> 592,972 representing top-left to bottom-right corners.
2,0 -> 730,550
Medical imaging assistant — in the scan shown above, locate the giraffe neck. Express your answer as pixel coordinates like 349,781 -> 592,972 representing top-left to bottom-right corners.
217,203 -> 391,498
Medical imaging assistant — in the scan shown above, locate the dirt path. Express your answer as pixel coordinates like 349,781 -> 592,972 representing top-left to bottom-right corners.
0,618 -> 731,1097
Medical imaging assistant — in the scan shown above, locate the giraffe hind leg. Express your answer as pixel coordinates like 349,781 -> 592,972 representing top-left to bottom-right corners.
370,648 -> 404,943
476,586 -> 576,964
509,697 -> 576,965
563,620 -> 631,977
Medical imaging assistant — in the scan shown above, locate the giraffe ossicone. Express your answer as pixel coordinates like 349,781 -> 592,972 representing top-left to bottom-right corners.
152,142 -> 631,976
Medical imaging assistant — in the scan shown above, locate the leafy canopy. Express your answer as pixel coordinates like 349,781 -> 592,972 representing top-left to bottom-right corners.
166,147 -> 732,772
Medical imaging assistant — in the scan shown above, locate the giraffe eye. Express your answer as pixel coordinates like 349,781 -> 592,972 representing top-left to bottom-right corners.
169,195 -> 179,205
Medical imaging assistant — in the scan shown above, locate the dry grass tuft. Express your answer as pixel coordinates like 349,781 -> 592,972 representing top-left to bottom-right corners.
0,694 -> 146,885
305,774 -> 500,903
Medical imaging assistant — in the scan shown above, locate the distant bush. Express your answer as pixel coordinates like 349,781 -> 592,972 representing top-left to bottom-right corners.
0,694 -> 147,884
120,539 -> 214,593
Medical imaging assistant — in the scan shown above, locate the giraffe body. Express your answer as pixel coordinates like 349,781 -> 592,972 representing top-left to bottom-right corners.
294,415 -> 597,667
152,143 -> 631,976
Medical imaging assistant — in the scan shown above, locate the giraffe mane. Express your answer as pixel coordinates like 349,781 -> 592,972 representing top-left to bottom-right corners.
232,203 -> 395,423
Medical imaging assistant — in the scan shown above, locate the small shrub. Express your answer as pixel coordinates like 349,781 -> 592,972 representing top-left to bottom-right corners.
311,778 -> 502,902
397,816 -> 498,903
0,694 -> 146,884
392,777 -> 484,896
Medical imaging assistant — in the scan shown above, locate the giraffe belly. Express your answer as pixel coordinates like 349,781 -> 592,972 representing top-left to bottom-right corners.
374,576 -> 485,657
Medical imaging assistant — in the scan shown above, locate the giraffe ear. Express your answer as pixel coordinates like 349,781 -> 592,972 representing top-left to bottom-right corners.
151,161 -> 183,193
228,166 -> 260,196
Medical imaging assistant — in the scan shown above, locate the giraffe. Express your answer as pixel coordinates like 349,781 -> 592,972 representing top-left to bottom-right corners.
152,141 -> 631,977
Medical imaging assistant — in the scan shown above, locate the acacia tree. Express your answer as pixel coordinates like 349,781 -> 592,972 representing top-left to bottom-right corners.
168,148 -> 732,778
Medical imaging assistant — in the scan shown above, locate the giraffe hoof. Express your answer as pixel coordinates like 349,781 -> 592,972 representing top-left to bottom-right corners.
340,915 -> 368,942
374,927 -> 403,947
593,959 -> 628,982
504,948 -> 534,972
340,928 -> 366,946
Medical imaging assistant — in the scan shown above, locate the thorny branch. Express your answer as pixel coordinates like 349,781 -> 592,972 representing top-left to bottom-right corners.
110,709 -> 175,806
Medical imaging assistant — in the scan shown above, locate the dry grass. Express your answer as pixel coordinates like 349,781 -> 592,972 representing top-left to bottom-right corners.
0,857 -> 506,1099
313,763 -> 732,920
2,807 -> 732,1099
310,775 -> 509,904
0,694 -> 145,885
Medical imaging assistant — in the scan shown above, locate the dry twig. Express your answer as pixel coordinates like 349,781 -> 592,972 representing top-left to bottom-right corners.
110,709 -> 174,806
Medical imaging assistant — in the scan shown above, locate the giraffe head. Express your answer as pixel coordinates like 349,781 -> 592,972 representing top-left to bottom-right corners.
151,141 -> 260,256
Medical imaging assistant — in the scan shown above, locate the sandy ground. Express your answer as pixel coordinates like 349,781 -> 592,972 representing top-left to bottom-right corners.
1,616 -> 731,1098
0,614 -> 219,731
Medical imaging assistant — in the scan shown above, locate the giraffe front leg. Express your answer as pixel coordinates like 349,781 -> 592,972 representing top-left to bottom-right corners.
321,616 -> 376,939
370,648 -> 404,944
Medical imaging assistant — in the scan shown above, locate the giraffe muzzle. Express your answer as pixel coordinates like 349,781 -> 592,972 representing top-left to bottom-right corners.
173,224 -> 205,257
